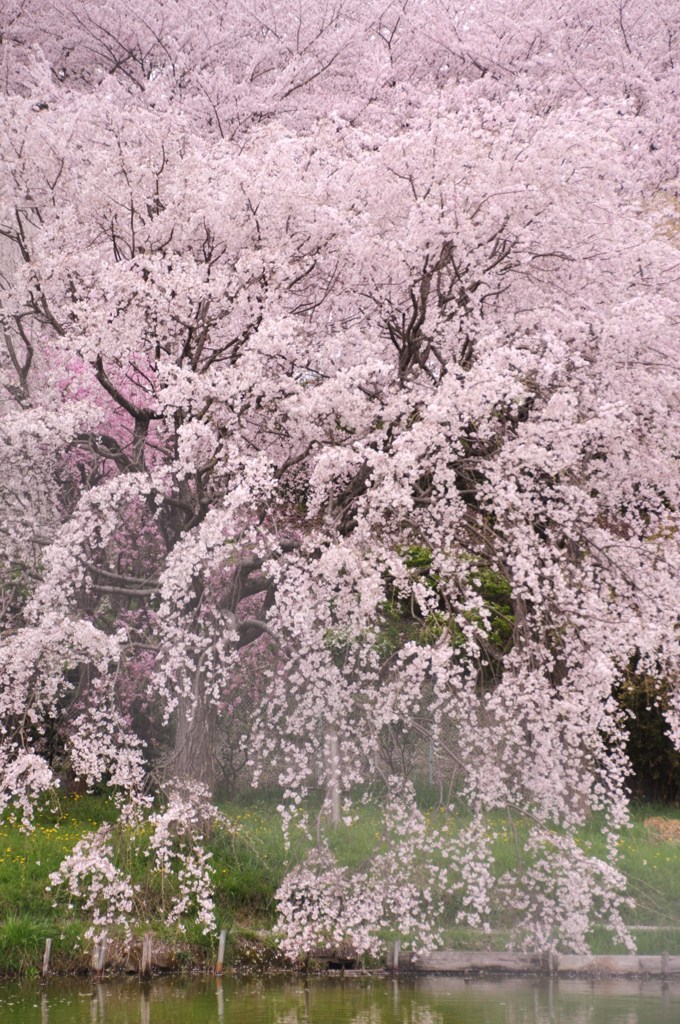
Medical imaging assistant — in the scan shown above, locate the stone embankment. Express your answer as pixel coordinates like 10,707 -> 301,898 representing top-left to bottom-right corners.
390,949 -> 680,978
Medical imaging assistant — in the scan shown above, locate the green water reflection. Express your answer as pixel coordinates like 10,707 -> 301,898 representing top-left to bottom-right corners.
0,976 -> 678,1024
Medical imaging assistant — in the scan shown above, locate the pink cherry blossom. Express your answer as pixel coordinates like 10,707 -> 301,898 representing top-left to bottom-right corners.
2,0 -> 679,954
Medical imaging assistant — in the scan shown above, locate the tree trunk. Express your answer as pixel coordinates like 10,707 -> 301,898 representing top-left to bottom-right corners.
325,730 -> 341,827
171,665 -> 219,792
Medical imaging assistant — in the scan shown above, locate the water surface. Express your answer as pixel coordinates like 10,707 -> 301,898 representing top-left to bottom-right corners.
0,975 -> 678,1024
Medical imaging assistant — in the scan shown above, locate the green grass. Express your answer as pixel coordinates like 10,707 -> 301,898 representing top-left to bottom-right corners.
212,802 -> 289,918
0,794 -> 115,918
0,916 -> 85,976
1,792 -> 680,974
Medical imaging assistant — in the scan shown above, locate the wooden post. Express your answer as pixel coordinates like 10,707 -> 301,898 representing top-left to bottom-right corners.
216,928 -> 227,975
662,950 -> 669,979
391,940 -> 401,974
141,933 -> 152,978
96,934 -> 107,979
91,941 -> 99,976
545,928 -> 556,977
41,938 -> 51,981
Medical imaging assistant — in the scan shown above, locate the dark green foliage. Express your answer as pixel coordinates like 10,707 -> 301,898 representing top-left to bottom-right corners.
379,546 -> 514,671
618,676 -> 680,803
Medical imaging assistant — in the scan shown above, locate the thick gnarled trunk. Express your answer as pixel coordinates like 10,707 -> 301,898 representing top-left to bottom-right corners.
170,669 -> 219,792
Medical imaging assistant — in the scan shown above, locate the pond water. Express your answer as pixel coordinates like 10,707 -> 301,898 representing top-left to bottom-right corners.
0,975 -> 678,1024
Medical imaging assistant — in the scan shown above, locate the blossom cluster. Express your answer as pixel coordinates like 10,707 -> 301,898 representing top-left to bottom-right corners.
2,0 -> 680,956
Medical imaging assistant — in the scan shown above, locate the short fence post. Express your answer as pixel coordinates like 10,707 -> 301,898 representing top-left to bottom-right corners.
216,928 -> 227,976
662,950 -> 669,980
392,940 -> 401,974
91,941 -> 99,976
41,938 -> 51,981
141,933 -> 152,978
96,934 -> 107,979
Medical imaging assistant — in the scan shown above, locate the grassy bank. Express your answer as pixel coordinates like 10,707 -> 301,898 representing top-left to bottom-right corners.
1,793 -> 679,976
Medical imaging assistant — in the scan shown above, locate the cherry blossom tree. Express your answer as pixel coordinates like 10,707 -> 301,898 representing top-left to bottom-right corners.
1,0 -> 680,955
